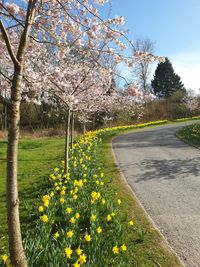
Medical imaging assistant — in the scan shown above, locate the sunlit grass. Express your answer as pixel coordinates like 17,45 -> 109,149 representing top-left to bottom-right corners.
0,138 -> 65,253
177,123 -> 200,148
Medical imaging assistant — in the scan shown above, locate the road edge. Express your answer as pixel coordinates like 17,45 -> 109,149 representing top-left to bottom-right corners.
111,135 -> 185,267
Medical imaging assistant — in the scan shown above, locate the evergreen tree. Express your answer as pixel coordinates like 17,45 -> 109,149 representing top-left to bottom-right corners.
151,58 -> 186,98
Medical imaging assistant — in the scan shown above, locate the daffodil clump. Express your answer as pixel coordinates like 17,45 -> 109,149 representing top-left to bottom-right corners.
177,123 -> 200,145
20,130 -> 135,267
174,115 -> 200,122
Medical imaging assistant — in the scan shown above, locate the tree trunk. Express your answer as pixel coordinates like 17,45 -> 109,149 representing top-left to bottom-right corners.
64,109 -> 71,174
7,67 -> 28,267
4,88 -> 8,130
92,116 -> 95,130
70,111 -> 74,149
83,122 -> 86,135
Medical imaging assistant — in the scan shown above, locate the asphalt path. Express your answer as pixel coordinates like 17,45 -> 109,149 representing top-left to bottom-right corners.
113,122 -> 200,267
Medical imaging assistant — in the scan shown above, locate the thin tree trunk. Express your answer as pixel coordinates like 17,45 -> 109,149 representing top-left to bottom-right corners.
4,88 -> 7,130
1,3 -> 36,266
64,109 -> 71,173
7,67 -> 28,267
92,116 -> 95,130
83,122 -> 86,135
70,111 -> 74,149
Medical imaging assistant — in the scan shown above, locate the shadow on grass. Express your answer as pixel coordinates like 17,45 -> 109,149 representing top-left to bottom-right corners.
19,174 -> 50,238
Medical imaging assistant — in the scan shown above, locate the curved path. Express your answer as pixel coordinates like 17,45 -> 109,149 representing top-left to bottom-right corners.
113,122 -> 200,267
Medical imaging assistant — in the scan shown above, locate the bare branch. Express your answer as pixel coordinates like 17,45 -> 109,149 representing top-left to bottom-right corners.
0,20 -> 20,67
0,69 -> 12,82
17,1 -> 37,62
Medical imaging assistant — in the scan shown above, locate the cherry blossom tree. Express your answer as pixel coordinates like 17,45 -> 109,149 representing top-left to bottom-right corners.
0,1 -> 165,265
183,89 -> 199,116
0,1 -> 129,265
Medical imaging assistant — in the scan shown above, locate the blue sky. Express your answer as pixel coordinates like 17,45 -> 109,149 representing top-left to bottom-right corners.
109,0 -> 200,91
8,0 -> 200,91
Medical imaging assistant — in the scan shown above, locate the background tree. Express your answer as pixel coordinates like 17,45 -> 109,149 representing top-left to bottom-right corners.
132,38 -> 155,93
151,57 -> 186,98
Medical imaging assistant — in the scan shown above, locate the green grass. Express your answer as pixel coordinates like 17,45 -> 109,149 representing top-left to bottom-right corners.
97,132 -> 182,267
176,123 -> 200,148
0,137 -> 65,253
0,121 -> 185,265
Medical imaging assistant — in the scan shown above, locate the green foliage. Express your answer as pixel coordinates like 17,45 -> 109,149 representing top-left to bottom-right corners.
151,58 -> 186,98
177,123 -> 200,147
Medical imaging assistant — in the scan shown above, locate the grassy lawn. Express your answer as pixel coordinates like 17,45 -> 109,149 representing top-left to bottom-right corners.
0,124 -> 182,266
0,137 -> 65,253
176,123 -> 200,148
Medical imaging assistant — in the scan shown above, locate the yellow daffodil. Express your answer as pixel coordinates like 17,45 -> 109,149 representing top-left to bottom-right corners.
96,226 -> 102,234
90,214 -> 96,221
112,246 -> 119,254
75,212 -> 80,219
70,217 -> 76,224
60,190 -> 66,195
42,195 -> 50,202
73,194 -> 78,200
66,207 -> 72,214
50,192 -> 54,197
54,167 -> 59,172
60,198 -> 65,204
79,254 -> 87,264
121,244 -> 127,251
38,206 -> 44,212
41,214 -> 48,223
0,254 -> 8,263
128,220 -> 134,226
73,262 -> 80,267
117,199 -> 122,205
64,247 -> 73,259
50,174 -> 56,180
102,198 -> 106,205
91,191 -> 101,202
66,230 -> 74,239
76,247 -> 83,256
84,234 -> 91,242
53,232 -> 59,239
107,214 -> 112,222
43,200 -> 49,207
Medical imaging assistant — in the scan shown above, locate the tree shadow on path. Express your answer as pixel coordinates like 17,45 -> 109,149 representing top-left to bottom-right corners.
134,157 -> 200,182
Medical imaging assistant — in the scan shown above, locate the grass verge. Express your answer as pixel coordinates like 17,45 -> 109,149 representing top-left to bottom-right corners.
97,132 -> 182,267
176,122 -> 200,149
0,137 -> 65,253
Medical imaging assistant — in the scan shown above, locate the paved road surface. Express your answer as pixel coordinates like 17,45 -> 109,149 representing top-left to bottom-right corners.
113,122 -> 200,267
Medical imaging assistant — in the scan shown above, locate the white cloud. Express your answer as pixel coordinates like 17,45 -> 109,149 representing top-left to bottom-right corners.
170,51 -> 200,93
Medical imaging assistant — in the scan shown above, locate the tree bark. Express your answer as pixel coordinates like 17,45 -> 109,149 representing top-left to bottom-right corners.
1,2 -> 36,266
7,67 -> 28,267
92,115 -> 95,130
70,111 -> 74,149
64,109 -> 71,174
83,122 -> 86,135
